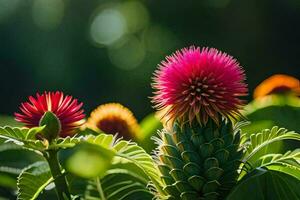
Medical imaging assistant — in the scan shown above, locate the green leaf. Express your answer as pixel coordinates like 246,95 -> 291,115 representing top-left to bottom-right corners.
83,134 -> 164,193
227,168 -> 300,200
0,142 -> 43,194
0,125 -> 83,152
139,113 -> 162,141
62,134 -> 164,194
85,169 -> 153,200
138,113 -> 162,153
253,149 -> 300,180
0,126 -> 47,151
49,136 -> 81,150
242,95 -> 300,135
0,142 -> 42,170
17,161 -> 53,200
243,126 -> 300,167
66,143 -> 115,178
0,173 -> 17,189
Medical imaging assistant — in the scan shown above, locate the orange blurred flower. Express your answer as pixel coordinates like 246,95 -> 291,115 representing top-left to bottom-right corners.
85,103 -> 140,140
254,74 -> 300,99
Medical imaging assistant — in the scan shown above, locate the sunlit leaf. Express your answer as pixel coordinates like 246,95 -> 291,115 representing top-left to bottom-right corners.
252,149 -> 300,180
138,113 -> 162,152
49,136 -> 82,150
83,134 -> 164,192
17,161 -> 52,200
66,143 -> 114,179
0,141 -> 43,197
242,95 -> 300,135
139,113 -> 162,141
63,133 -> 164,194
85,169 -> 153,200
227,168 -> 300,200
243,126 -> 300,166
0,126 -> 47,151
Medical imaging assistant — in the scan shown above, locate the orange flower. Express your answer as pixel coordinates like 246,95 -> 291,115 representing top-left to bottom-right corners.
86,103 -> 140,140
254,74 -> 300,99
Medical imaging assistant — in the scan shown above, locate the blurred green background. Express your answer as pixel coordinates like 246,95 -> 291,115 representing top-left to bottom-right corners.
0,0 -> 299,119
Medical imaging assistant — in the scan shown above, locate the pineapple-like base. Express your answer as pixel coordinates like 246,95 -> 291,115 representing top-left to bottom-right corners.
155,118 -> 243,200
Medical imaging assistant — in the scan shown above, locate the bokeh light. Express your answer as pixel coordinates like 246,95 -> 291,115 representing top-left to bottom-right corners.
143,25 -> 180,54
32,0 -> 65,30
0,0 -> 21,23
0,0 -> 299,120
120,1 -> 149,33
108,35 -> 145,70
90,8 -> 126,46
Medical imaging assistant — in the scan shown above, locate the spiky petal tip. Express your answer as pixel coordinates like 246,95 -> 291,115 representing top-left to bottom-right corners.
152,46 -> 248,125
15,91 -> 85,137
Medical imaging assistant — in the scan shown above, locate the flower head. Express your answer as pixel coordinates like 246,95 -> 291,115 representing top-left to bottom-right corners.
15,91 -> 85,137
86,103 -> 140,140
254,74 -> 300,99
152,46 -> 248,125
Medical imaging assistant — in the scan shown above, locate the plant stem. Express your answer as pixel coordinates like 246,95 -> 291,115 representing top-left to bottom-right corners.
45,149 -> 71,200
95,177 -> 106,200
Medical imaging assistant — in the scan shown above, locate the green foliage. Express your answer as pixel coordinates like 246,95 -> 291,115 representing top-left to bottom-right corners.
85,169 -> 154,200
0,143 -> 37,174
0,126 -> 47,151
76,133 -> 164,193
140,113 -> 162,140
66,143 -> 115,178
0,125 -> 82,152
232,126 -> 300,200
48,136 -> 81,150
255,149 -> 300,179
17,162 -> 52,200
227,168 -> 300,200
242,95 -> 300,135
138,113 -> 162,152
0,126 -> 47,199
0,124 -> 163,199
0,141 -> 44,199
2,118 -> 300,200
242,126 -> 300,170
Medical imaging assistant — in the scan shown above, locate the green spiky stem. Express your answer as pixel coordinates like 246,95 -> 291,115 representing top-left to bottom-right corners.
156,118 -> 243,200
44,149 -> 71,200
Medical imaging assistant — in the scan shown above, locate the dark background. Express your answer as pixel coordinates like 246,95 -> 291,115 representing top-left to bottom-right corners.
0,0 -> 299,120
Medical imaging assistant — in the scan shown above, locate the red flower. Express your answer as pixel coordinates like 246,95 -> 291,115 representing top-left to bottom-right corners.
152,46 -> 248,125
15,91 -> 85,137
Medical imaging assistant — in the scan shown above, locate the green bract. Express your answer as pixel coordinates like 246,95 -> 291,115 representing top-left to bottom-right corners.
39,111 -> 61,142
154,118 -> 243,199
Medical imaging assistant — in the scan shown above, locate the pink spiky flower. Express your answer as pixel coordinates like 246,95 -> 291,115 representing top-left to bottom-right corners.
152,46 -> 248,125
15,91 -> 85,137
